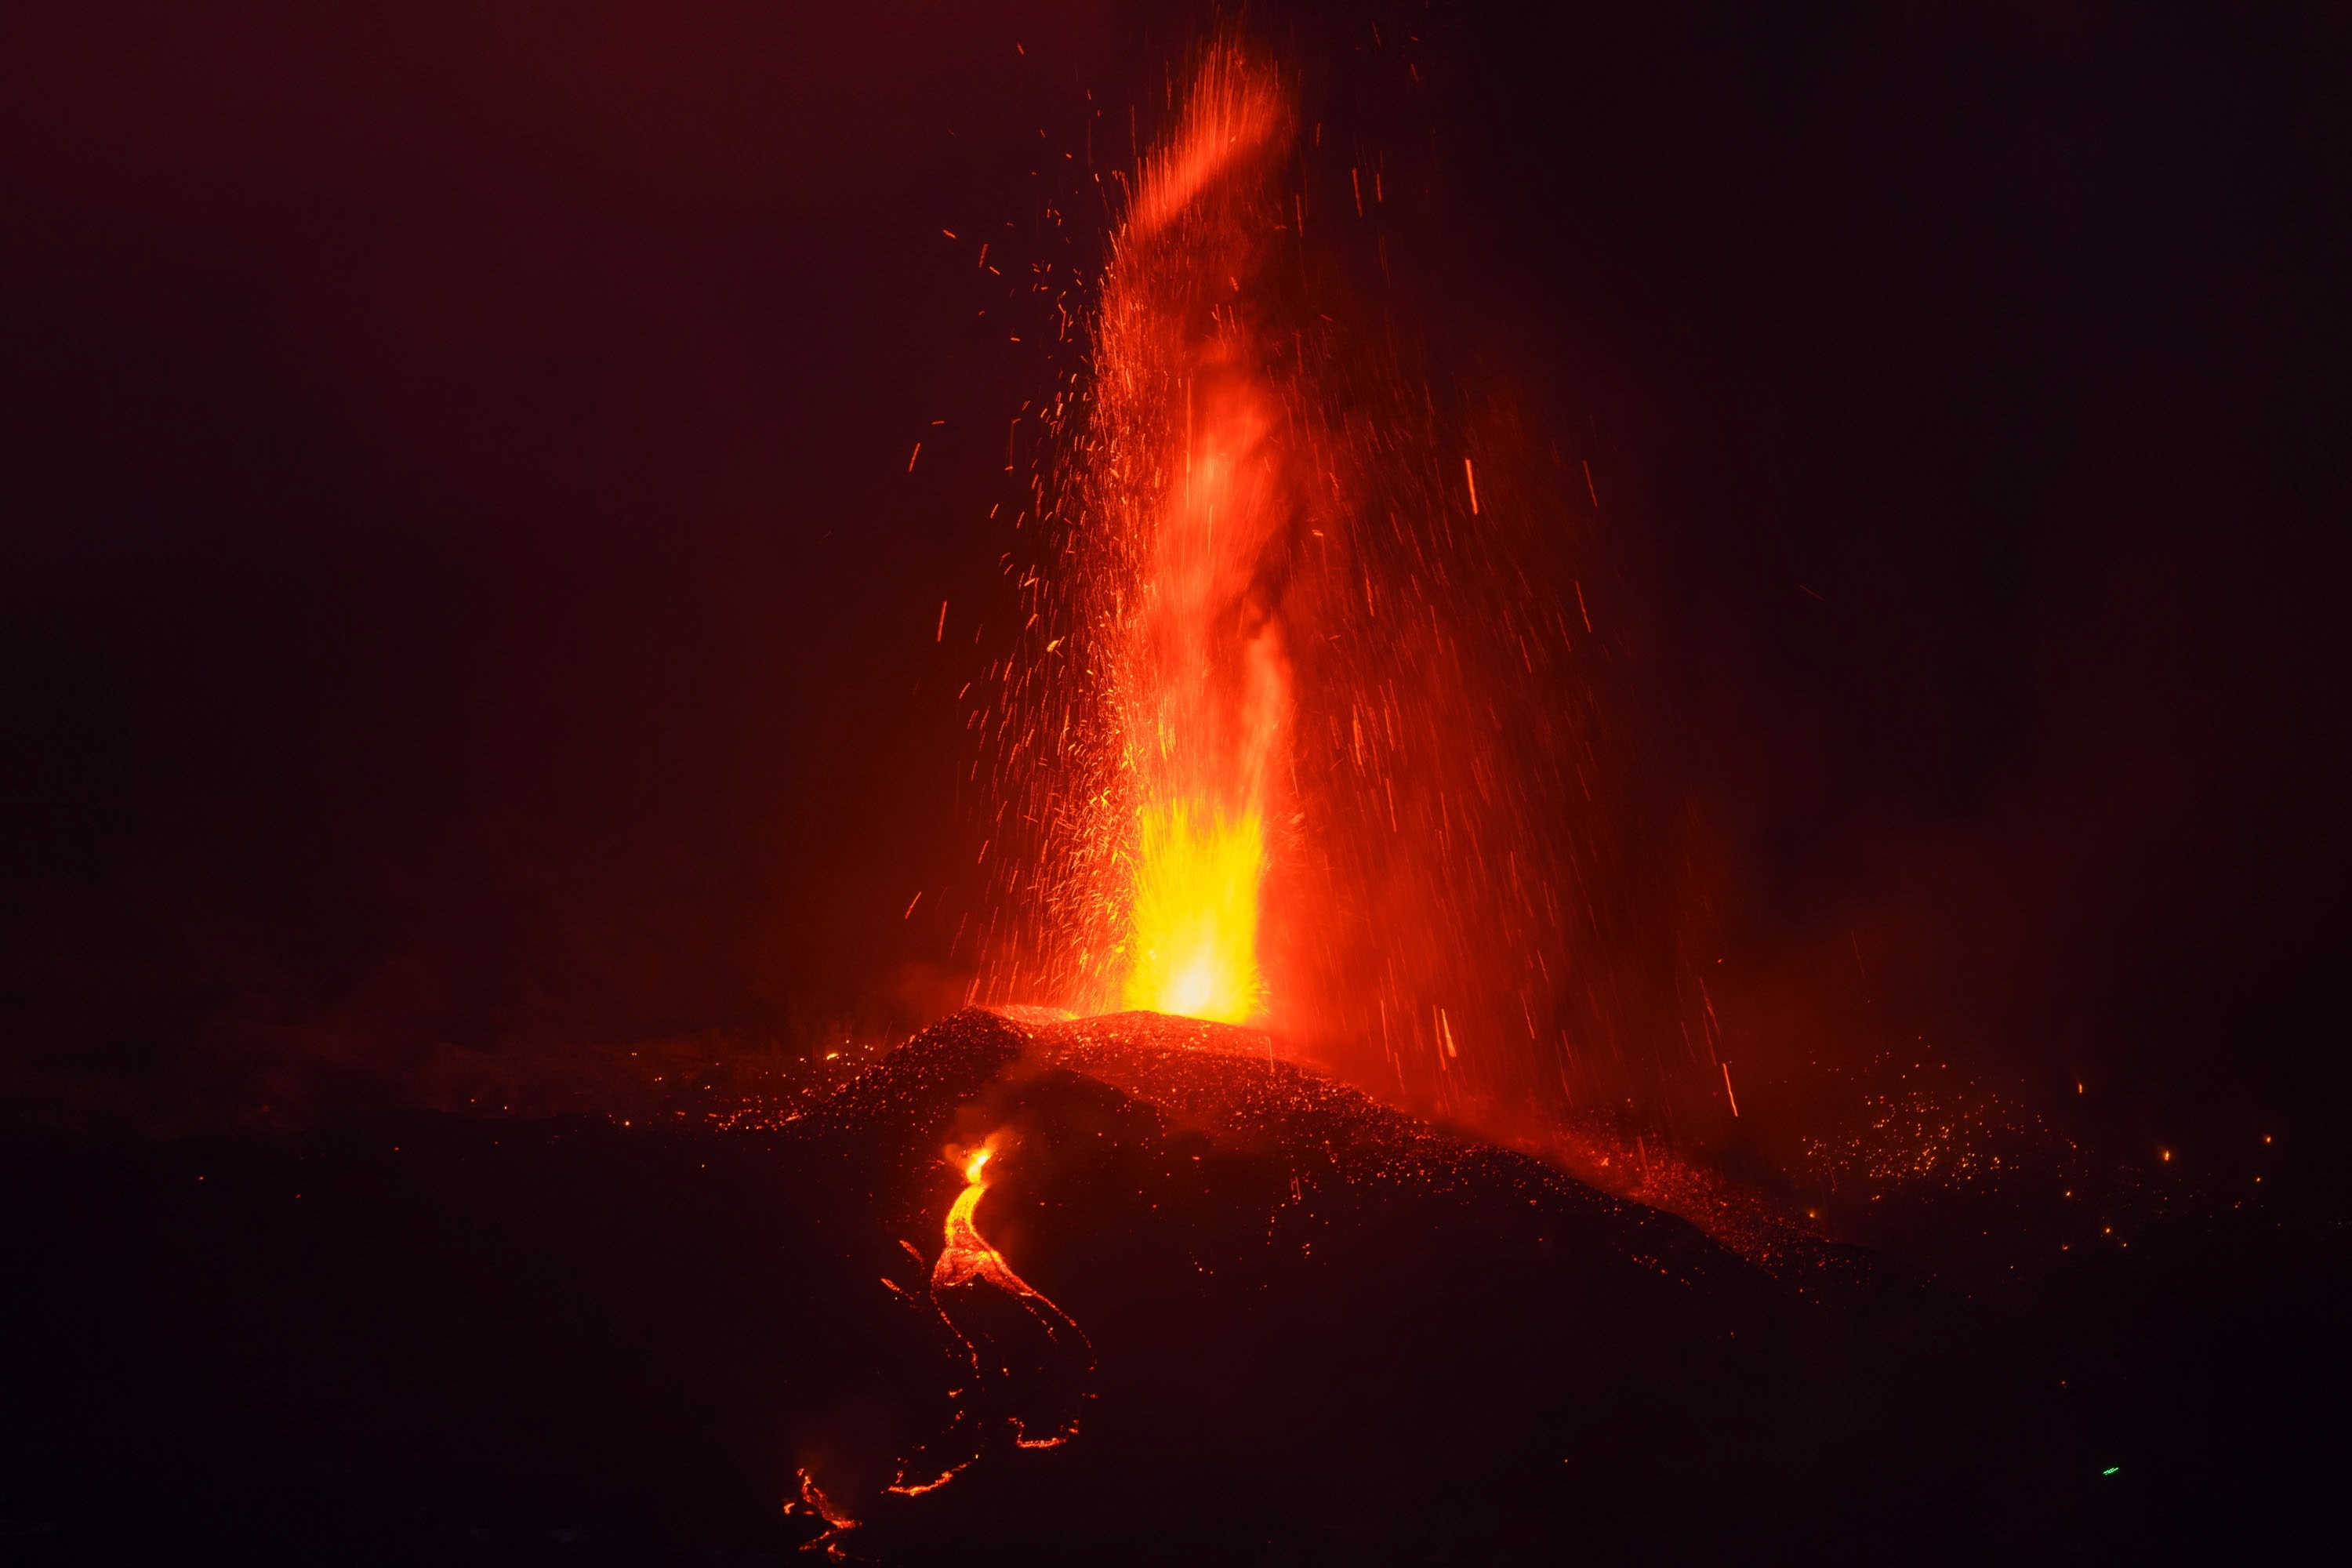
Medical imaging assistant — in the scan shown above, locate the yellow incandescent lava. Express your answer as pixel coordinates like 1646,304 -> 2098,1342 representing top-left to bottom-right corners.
1118,801 -> 1266,1023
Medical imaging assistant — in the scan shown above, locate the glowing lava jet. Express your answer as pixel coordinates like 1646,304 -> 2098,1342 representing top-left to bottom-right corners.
978,34 -> 1693,1149
1080,51 -> 1294,1025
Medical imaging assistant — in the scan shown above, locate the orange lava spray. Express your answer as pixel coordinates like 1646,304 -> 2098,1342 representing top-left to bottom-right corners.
1073,49 -> 1294,1024
978,39 -> 1732,1142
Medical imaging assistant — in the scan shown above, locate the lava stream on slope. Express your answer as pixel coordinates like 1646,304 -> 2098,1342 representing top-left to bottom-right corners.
777,1007 -> 2093,1563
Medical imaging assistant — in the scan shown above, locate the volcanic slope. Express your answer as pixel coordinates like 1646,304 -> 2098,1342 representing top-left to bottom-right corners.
799,1008 -> 2100,1563
2,1008 -> 2104,1565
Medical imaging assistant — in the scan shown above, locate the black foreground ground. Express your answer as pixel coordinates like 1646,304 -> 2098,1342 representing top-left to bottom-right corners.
2,1009 -> 2331,1563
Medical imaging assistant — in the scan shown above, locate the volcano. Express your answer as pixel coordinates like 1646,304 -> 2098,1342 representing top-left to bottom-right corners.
5,1007 -> 2119,1563
3,6 -> 2343,1562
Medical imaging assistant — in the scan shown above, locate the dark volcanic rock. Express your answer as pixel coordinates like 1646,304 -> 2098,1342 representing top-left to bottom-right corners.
2,1009 -> 2103,1563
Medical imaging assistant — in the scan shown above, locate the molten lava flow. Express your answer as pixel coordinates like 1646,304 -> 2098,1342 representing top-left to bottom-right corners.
932,1139 -> 1029,1294
789,1131 -> 1091,1553
793,1468 -> 858,1537
1076,49 -> 1295,1025
929,1135 -> 1089,1449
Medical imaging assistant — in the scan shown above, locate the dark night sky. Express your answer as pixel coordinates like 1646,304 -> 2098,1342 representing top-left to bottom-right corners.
2,2 -> 2345,1181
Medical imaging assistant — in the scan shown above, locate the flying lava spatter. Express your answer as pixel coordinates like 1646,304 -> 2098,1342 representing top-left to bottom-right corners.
1080,50 -> 1292,1025
971,37 -> 1733,1147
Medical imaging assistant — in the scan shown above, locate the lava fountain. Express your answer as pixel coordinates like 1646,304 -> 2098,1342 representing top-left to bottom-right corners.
975,37 -> 1725,1140
1075,51 -> 1294,1025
